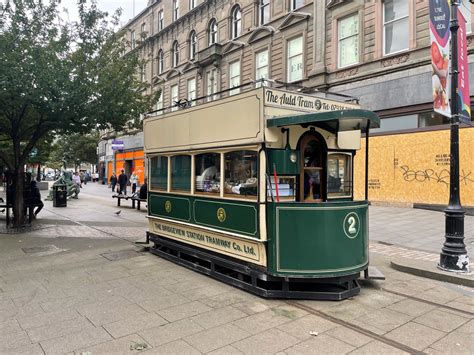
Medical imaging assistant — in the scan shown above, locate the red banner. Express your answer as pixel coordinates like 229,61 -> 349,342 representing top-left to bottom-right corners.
457,9 -> 471,125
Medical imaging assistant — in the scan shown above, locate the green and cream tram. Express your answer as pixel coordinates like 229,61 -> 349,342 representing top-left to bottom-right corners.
144,87 -> 380,300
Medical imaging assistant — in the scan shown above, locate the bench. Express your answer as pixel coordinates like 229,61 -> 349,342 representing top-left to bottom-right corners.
112,194 -> 132,207
131,197 -> 147,210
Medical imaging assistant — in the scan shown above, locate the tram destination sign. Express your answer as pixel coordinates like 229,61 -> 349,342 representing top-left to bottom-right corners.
152,220 -> 265,265
264,88 -> 359,113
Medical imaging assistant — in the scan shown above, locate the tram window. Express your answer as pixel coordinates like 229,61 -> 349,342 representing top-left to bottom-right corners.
224,150 -> 258,198
195,153 -> 220,195
327,153 -> 352,198
150,156 -> 168,191
171,155 -> 191,192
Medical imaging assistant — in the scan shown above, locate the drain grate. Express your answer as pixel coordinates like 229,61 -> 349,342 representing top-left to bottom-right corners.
22,245 -> 67,256
100,249 -> 142,261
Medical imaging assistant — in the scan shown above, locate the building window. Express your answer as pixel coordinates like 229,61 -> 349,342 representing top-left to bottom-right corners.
155,90 -> 163,114
287,36 -> 303,82
158,10 -> 164,31
259,0 -> 270,26
231,6 -> 241,39
383,0 -> 409,55
206,68 -> 218,101
150,156 -> 167,190
189,0 -> 196,10
157,50 -> 164,74
338,13 -> 359,68
290,0 -> 304,11
255,49 -> 268,87
189,31 -> 197,60
172,41 -> 179,67
195,153 -> 220,195
171,84 -> 179,112
171,155 -> 191,192
140,64 -> 146,82
141,23 -> 146,38
208,19 -> 218,45
229,61 -> 240,96
187,78 -> 196,106
173,0 -> 179,21
131,30 -> 136,49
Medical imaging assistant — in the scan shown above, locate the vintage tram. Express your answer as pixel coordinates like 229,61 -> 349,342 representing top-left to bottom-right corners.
143,87 -> 380,300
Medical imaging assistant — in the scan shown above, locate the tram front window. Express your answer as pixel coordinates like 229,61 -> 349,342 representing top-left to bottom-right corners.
327,153 -> 352,198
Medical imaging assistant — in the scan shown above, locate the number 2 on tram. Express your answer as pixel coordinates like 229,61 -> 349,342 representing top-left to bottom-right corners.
143,87 -> 380,300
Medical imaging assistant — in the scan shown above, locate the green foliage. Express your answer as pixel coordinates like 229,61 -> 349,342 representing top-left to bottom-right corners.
0,0 -> 159,226
0,0 -> 159,170
49,132 -> 99,169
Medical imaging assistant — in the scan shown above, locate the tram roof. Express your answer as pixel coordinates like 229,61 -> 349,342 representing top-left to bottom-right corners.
266,109 -> 380,133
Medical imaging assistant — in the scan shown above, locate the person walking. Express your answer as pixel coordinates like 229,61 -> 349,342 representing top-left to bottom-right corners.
73,171 -> 82,188
109,172 -> 117,193
130,172 -> 138,195
118,170 -> 128,195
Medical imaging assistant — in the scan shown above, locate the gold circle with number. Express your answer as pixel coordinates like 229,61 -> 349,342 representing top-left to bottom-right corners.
164,200 -> 172,213
217,208 -> 226,223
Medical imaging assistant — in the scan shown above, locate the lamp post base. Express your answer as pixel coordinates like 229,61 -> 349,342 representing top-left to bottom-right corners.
439,208 -> 470,273
438,254 -> 470,273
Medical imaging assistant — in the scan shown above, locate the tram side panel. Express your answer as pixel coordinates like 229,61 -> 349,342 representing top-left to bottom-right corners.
265,201 -> 369,278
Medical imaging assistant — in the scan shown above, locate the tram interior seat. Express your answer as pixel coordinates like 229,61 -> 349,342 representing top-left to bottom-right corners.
196,166 -> 219,192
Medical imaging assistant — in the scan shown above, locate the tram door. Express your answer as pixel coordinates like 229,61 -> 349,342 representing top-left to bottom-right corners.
299,133 -> 326,202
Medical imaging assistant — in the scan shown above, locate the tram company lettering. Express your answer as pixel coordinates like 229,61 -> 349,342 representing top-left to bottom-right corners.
154,222 -> 260,261
265,88 -> 359,112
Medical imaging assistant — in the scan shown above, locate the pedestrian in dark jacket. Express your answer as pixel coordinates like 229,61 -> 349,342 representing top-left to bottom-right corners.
139,179 -> 147,199
118,170 -> 128,195
27,181 -> 44,218
109,173 -> 117,193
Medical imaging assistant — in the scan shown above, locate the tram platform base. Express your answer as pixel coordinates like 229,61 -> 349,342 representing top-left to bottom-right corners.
148,233 -> 361,301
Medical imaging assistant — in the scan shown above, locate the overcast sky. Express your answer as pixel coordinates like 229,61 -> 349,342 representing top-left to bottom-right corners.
59,0 -> 148,27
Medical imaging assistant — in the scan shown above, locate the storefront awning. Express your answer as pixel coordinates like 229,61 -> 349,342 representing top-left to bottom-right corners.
266,109 -> 380,133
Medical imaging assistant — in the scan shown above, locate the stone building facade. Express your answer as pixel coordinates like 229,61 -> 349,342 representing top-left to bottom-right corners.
101,0 -> 474,206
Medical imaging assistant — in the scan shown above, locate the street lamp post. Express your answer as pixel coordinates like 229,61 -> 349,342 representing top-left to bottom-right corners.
438,0 -> 470,273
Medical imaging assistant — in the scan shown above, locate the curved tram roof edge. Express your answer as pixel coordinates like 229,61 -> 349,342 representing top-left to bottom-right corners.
266,109 -> 381,133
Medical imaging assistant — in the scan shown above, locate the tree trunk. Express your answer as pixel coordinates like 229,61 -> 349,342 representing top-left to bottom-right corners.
12,167 -> 26,227
37,164 -> 41,181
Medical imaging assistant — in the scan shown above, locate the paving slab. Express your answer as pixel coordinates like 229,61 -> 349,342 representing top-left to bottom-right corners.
157,300 -> 212,322
232,328 -> 300,355
75,333 -> 152,355
385,321 -> 446,351
103,311 -> 168,339
275,314 -> 338,341
413,309 -> 471,333
284,333 -> 355,354
143,339 -> 201,355
190,305 -> 248,330
184,323 -> 250,353
139,318 -> 205,347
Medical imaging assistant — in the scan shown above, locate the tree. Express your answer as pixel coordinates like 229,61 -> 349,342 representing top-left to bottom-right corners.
0,0 -> 159,226
50,132 -> 99,170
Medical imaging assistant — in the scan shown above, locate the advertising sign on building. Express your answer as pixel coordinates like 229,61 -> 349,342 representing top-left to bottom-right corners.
429,0 -> 451,117
111,140 -> 124,150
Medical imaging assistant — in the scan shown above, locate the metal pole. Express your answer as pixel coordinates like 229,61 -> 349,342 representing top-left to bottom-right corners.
439,1 -> 470,273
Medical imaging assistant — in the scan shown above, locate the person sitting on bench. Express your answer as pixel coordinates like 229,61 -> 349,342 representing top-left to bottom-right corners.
26,181 -> 44,218
139,178 -> 147,200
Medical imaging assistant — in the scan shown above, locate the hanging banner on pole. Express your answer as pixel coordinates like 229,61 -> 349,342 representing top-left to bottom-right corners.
457,1 -> 471,125
429,0 -> 451,117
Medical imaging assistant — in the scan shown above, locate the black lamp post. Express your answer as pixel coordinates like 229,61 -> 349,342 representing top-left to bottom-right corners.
438,0 -> 470,273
